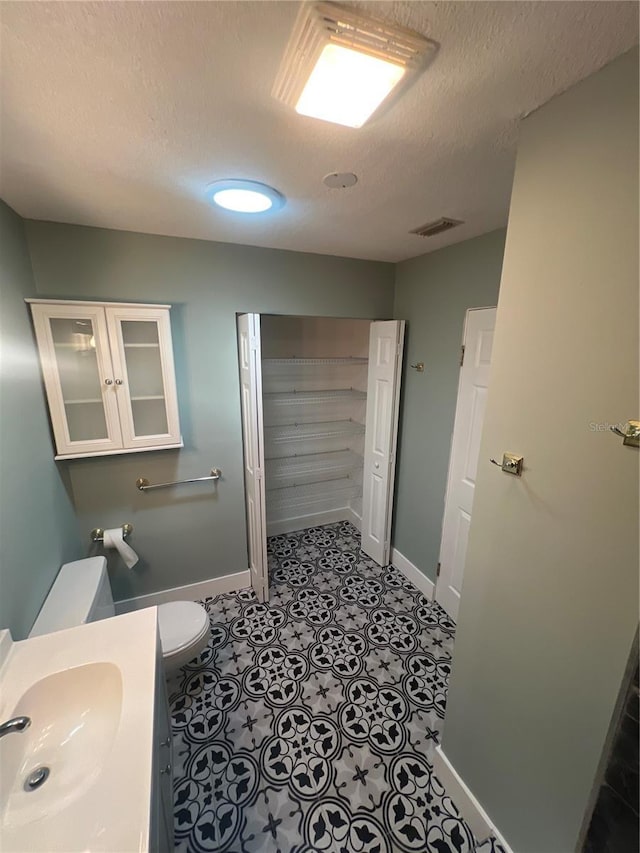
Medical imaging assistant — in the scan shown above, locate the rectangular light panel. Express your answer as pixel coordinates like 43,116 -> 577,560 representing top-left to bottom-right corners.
295,43 -> 406,128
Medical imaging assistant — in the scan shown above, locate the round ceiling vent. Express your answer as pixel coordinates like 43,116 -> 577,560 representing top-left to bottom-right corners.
323,172 -> 358,189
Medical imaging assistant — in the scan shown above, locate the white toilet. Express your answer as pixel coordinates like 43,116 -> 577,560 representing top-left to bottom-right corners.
29,557 -> 210,674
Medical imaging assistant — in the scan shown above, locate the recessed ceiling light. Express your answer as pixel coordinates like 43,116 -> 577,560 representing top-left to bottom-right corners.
273,2 -> 437,129
207,180 -> 285,213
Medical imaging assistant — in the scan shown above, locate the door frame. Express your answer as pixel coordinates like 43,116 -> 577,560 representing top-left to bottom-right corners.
235,311 -> 405,598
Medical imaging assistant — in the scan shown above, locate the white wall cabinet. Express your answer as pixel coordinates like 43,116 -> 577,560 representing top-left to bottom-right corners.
27,300 -> 182,459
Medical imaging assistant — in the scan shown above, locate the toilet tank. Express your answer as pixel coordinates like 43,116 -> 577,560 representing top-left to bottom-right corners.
29,556 -> 115,638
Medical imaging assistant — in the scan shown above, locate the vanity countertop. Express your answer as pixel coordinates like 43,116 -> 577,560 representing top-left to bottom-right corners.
0,607 -> 160,852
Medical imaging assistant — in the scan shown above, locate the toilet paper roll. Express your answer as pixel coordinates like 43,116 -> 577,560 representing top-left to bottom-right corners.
103,527 -> 139,569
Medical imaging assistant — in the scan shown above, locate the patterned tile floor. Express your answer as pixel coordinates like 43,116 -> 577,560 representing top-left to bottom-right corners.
167,521 -> 505,853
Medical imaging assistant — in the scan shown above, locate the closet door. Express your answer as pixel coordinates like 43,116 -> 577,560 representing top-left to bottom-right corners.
361,320 -> 405,565
237,313 -> 269,602
436,307 -> 496,619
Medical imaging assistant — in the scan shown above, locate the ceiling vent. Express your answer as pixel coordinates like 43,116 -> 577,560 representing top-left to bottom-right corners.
410,217 -> 464,237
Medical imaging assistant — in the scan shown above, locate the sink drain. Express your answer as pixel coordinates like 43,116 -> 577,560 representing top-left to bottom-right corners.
24,766 -> 50,791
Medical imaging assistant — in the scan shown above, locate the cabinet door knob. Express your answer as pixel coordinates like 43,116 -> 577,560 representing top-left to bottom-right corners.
114,379 -> 123,386
104,379 -> 113,385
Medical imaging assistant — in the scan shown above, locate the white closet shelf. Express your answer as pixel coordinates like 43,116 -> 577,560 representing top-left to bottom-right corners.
130,395 -> 165,401
266,450 -> 362,490
262,357 -> 368,365
64,398 -> 102,405
267,476 -> 362,508
264,419 -> 365,442
264,389 -> 366,404
123,342 -> 160,348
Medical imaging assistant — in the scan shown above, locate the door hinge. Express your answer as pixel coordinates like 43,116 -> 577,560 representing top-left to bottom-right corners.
459,345 -> 465,367
436,561 -> 441,578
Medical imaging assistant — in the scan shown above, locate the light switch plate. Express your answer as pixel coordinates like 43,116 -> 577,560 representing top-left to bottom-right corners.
501,453 -> 523,475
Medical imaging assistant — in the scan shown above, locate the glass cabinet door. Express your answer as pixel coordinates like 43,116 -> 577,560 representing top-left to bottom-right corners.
106,307 -> 181,449
29,304 -> 124,457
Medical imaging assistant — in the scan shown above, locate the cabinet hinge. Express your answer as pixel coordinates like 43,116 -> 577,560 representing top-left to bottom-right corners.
436,561 -> 441,578
459,345 -> 465,367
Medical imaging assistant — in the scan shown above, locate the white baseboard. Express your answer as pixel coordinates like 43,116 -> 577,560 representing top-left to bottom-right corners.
267,507 -> 359,537
433,746 -> 514,853
346,507 -> 361,531
390,547 -> 435,599
115,570 -> 251,615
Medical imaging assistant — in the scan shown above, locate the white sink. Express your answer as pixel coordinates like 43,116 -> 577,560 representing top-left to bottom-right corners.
0,662 -> 123,829
0,608 -> 160,852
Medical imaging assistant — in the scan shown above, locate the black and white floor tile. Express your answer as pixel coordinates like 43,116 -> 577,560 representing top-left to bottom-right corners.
167,521 -> 505,853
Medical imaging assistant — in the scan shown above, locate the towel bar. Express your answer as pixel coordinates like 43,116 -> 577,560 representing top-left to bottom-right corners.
136,468 -> 222,492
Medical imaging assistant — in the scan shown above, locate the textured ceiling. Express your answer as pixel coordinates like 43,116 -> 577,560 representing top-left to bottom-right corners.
0,1 -> 637,262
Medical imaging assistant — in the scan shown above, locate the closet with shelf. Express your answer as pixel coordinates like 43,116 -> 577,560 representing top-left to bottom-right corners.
237,313 -> 405,602
260,329 -> 369,535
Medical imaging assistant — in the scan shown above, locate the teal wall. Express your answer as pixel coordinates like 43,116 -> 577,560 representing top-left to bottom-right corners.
25,221 -> 395,601
1,210 -> 507,618
0,201 -> 81,638
392,230 -> 506,582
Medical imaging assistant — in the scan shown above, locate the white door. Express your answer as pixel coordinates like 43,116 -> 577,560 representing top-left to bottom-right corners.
106,306 -> 182,450
29,302 -> 123,457
361,320 -> 405,565
237,313 -> 268,602
436,307 -> 496,619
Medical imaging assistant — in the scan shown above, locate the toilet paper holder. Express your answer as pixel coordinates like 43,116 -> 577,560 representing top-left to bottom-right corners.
91,523 -> 133,543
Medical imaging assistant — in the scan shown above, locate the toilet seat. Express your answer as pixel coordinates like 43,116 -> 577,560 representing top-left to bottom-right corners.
158,601 -> 210,670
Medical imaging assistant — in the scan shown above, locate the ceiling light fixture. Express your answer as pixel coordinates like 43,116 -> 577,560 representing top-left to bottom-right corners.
207,180 -> 285,213
273,2 -> 436,129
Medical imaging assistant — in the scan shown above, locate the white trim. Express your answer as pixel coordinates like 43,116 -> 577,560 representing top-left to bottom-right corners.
26,298 -> 172,310
55,440 -> 183,460
390,547 -> 435,599
115,571 -> 251,615
433,746 -> 514,853
267,507 -> 359,537
346,506 -> 361,532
